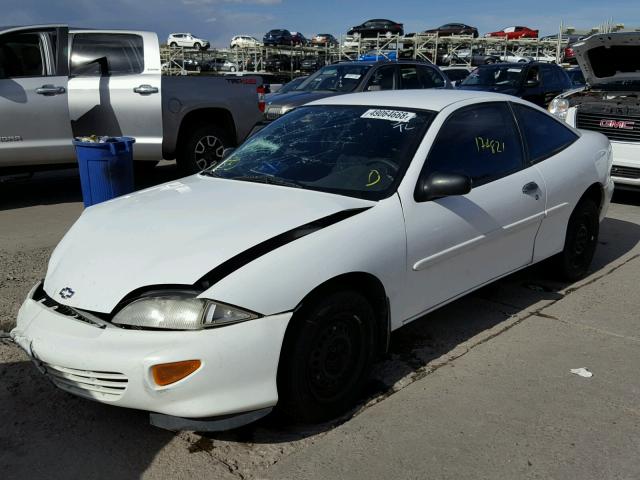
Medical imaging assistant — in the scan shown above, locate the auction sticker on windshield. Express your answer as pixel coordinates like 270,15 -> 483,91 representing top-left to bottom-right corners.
361,109 -> 417,123
344,73 -> 362,79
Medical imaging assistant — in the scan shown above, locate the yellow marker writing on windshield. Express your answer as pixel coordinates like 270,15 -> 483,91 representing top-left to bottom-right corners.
366,169 -> 381,187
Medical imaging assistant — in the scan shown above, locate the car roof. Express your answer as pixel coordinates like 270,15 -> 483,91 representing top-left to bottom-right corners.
308,90 -> 518,112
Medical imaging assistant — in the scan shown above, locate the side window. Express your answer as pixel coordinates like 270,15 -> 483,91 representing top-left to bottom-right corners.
540,66 -> 557,90
554,67 -> 570,89
399,66 -> 421,89
525,66 -> 540,85
70,33 -> 144,77
512,103 -> 578,163
0,33 -> 45,78
399,65 -> 444,89
366,65 -> 395,91
423,103 -> 524,187
417,65 -> 445,88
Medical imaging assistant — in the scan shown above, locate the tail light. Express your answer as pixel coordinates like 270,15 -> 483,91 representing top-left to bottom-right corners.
257,85 -> 266,113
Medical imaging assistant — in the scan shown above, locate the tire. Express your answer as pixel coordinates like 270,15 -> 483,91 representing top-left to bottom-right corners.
277,291 -> 376,423
177,124 -> 231,174
485,57 -> 497,64
230,66 -> 236,72
194,42 -> 201,50
169,42 -> 177,48
554,199 -> 600,281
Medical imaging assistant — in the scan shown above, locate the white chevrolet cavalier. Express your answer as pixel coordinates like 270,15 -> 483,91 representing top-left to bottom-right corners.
12,90 -> 613,430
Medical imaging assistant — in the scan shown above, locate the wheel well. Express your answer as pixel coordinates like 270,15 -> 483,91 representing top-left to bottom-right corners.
176,108 -> 237,153
580,182 -> 604,213
285,273 -> 390,358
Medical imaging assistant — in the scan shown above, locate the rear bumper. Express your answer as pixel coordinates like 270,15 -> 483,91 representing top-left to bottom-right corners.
11,283 -> 291,419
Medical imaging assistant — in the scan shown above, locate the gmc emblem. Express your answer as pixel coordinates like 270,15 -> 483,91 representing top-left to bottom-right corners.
599,119 -> 635,130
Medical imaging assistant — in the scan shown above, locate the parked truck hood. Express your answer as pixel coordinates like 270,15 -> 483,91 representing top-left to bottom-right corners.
574,33 -> 640,87
44,175 -> 374,313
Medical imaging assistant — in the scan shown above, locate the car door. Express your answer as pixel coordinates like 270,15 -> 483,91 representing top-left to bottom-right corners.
0,25 -> 74,167
510,102 -> 584,263
397,101 -> 546,321
67,31 -> 162,160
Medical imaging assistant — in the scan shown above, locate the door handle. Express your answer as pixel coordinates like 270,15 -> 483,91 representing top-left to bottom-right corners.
36,85 -> 66,96
522,181 -> 540,199
133,84 -> 159,95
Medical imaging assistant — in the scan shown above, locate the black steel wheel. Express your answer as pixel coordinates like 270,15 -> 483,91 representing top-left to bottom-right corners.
278,291 -> 376,423
554,198 -> 599,281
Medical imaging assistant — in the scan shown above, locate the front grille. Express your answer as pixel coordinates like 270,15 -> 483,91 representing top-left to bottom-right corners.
576,111 -> 640,143
611,165 -> 640,179
33,284 -> 106,328
44,363 -> 128,401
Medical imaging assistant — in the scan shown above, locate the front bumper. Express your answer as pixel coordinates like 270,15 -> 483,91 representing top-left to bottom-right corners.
610,141 -> 640,189
11,283 -> 291,419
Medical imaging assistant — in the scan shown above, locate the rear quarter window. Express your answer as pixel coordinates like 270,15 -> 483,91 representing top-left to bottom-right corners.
512,103 -> 578,163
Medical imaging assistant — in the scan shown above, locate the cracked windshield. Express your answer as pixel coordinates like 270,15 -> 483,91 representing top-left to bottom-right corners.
205,105 -> 436,200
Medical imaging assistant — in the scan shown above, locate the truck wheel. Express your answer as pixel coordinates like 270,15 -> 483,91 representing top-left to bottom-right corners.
178,124 -> 231,174
553,199 -> 599,281
277,291 -> 376,423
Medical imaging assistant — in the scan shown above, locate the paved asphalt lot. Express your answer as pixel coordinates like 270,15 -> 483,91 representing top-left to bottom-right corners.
1,164 -> 638,479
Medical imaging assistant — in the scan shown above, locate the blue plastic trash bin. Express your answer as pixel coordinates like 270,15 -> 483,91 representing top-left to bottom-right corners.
73,136 -> 136,207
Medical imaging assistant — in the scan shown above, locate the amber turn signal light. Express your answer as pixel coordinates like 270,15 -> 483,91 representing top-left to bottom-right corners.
151,360 -> 201,386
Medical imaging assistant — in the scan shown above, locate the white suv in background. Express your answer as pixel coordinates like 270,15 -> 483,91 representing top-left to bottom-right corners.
230,35 -> 262,49
167,33 -> 210,50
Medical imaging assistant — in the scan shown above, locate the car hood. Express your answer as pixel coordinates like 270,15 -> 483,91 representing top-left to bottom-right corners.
266,90 -> 340,109
44,175 -> 374,313
574,33 -> 640,86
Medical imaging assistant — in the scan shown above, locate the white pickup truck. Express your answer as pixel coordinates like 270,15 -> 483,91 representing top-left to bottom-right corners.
0,25 -> 264,174
548,33 -> 640,190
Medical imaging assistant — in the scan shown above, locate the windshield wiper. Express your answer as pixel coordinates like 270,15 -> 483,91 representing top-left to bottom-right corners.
233,175 -> 303,189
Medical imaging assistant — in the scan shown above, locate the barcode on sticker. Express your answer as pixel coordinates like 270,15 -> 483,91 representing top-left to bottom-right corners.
361,109 -> 416,123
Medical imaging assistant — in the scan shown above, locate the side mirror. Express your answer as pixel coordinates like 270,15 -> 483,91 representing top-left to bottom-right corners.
525,79 -> 540,88
221,147 -> 236,160
415,172 -> 472,201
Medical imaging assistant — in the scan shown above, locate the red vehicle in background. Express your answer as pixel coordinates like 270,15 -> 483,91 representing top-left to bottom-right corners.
485,26 -> 538,39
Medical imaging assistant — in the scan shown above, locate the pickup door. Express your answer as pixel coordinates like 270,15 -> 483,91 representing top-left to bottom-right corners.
68,30 -> 162,160
0,25 -> 74,167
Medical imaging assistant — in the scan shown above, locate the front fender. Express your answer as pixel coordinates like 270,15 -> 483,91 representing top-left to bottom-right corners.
199,195 -> 407,326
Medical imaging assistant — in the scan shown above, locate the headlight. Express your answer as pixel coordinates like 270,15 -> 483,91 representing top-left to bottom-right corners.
548,98 -> 570,120
112,293 -> 258,330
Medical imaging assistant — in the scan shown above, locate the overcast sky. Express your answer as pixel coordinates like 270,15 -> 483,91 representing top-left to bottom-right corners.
3,0 -> 639,47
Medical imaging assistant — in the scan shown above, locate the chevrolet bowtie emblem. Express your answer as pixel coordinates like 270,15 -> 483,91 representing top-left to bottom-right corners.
59,287 -> 75,299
